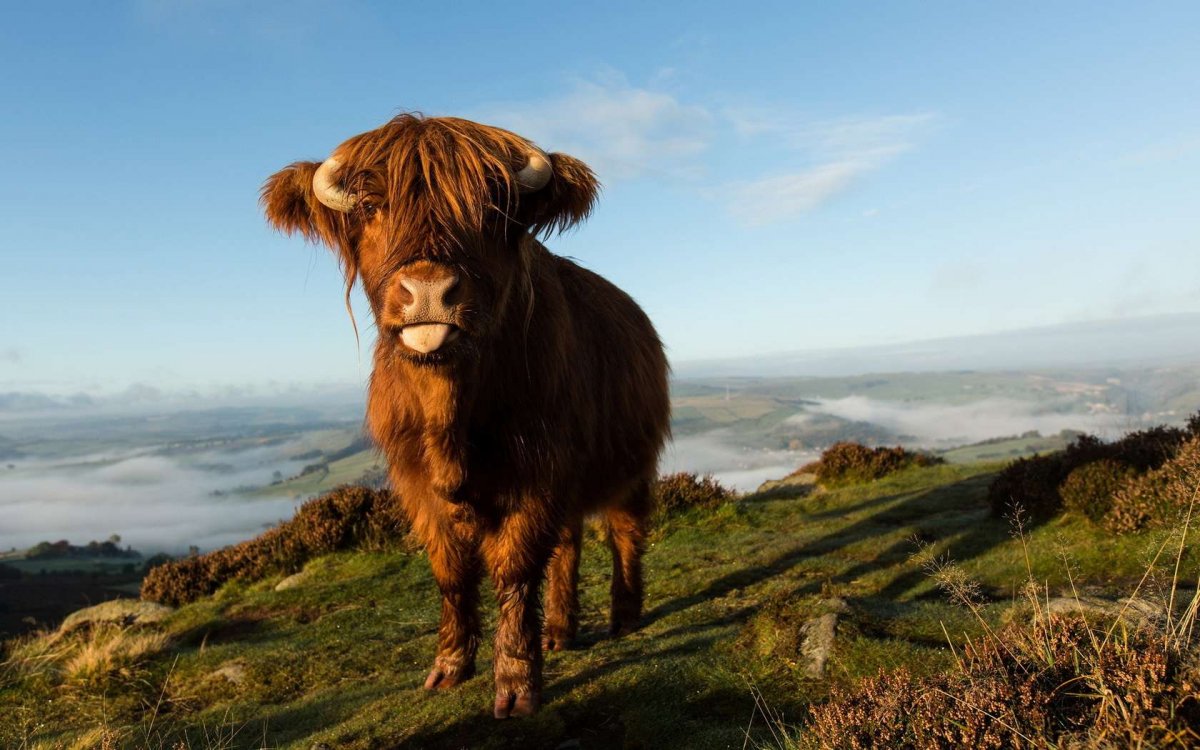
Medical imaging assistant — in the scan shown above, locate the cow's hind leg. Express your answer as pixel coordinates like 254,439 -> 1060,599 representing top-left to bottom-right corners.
423,534 -> 483,691
543,517 -> 583,651
606,480 -> 651,637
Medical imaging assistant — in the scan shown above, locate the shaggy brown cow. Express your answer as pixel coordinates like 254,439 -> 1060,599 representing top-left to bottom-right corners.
261,114 -> 670,718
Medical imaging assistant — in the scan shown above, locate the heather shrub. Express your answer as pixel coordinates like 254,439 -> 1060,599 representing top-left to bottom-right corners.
1059,459 -> 1136,524
808,616 -> 1199,749
1107,436 -> 1200,534
653,472 -> 736,517
988,418 -> 1200,521
141,486 -> 405,606
807,442 -> 943,487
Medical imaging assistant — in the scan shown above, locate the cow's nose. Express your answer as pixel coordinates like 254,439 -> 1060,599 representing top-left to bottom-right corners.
398,272 -> 459,322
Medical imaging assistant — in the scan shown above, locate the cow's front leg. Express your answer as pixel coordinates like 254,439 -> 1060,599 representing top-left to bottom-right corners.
483,511 -> 555,718
423,533 -> 482,691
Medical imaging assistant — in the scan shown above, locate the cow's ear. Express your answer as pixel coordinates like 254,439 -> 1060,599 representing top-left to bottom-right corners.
527,153 -> 601,236
261,160 -> 352,247
261,161 -> 323,238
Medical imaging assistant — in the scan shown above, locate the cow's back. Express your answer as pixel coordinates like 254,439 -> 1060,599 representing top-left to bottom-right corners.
553,254 -> 670,504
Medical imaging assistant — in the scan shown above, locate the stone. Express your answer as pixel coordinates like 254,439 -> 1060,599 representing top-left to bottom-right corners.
799,612 -> 839,679
59,599 -> 174,633
1042,596 -> 1163,625
275,571 -> 308,592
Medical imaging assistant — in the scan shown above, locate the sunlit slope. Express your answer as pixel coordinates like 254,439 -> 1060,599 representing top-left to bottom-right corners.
2,459 -> 1186,749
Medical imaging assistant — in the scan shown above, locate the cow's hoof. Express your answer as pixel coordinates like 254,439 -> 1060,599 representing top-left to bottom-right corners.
423,664 -> 474,690
610,619 -> 639,638
542,627 -> 575,652
494,689 -> 540,719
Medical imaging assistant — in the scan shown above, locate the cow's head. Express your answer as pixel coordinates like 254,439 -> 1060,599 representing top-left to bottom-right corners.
262,114 -> 599,364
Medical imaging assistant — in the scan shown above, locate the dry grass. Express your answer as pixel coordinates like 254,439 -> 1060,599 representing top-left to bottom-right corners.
3,622 -> 171,688
60,624 -> 172,685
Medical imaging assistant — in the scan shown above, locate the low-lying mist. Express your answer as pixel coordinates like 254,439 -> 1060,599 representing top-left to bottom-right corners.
661,431 -> 810,492
0,443 -> 309,555
801,396 -> 1128,446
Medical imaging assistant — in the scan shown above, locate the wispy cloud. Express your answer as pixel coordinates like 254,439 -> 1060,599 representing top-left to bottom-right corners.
723,112 -> 937,225
0,348 -> 20,365
1121,134 -> 1200,167
483,73 -> 936,223
482,72 -> 714,181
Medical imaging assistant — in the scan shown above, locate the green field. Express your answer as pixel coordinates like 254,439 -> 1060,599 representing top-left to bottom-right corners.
3,459 -> 1193,748
254,445 -> 385,499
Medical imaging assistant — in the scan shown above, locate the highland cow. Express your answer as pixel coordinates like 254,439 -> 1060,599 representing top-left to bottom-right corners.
261,114 -> 670,718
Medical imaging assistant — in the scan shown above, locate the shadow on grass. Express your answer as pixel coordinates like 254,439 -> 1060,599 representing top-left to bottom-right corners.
643,471 -> 1013,628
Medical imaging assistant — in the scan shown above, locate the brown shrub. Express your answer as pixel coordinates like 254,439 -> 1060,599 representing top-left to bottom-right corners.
1106,436 -> 1200,534
141,486 -> 404,606
988,419 -> 1200,521
652,472 -> 736,517
808,615 -> 1200,749
807,442 -> 943,487
1060,459 -> 1137,524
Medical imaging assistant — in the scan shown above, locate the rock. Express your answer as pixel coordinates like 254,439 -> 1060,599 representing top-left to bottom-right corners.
59,599 -> 174,633
275,571 -> 308,592
1042,596 -> 1163,625
799,612 -> 839,679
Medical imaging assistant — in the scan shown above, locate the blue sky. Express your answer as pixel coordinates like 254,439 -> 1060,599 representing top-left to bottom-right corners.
2,1 -> 1199,397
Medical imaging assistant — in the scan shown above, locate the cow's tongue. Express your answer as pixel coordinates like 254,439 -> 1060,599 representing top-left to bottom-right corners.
401,323 -> 454,354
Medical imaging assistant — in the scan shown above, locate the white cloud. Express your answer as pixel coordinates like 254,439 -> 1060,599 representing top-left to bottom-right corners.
482,72 -> 714,181
483,73 -> 936,222
724,160 -> 876,225
723,112 -> 937,224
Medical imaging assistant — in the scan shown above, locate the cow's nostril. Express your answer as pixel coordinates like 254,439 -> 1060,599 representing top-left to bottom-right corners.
398,272 -> 460,322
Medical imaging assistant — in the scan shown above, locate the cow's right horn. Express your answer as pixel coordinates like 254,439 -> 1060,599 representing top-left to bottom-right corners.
312,157 -> 358,213
514,148 -> 553,193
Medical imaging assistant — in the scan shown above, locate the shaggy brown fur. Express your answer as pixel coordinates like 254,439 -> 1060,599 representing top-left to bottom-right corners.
261,114 -> 670,718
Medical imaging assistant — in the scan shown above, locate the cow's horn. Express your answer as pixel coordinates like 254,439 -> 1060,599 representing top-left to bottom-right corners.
515,148 -> 552,192
312,157 -> 357,213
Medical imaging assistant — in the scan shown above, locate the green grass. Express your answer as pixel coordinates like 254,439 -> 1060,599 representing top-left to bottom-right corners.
253,448 -> 384,499
937,432 -> 1073,464
1,461 -> 1188,749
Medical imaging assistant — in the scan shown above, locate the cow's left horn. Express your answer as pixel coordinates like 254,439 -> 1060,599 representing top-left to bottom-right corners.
514,148 -> 552,192
312,157 -> 358,213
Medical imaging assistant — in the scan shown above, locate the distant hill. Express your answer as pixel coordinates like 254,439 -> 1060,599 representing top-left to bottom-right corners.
675,312 -> 1200,378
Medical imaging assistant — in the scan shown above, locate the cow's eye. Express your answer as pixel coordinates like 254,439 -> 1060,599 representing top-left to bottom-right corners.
360,200 -> 380,219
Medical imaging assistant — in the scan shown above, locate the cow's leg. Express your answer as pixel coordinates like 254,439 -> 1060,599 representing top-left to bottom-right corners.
542,516 -> 583,652
483,510 -> 555,719
422,533 -> 483,691
607,481 -> 651,637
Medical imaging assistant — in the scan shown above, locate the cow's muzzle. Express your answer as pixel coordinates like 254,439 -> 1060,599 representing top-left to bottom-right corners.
392,269 -> 462,354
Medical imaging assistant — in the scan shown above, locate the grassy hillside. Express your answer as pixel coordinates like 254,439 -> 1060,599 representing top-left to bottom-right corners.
2,461 -> 1195,748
